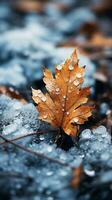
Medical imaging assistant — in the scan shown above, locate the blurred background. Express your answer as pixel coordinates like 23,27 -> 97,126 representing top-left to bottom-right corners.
0,0 -> 112,98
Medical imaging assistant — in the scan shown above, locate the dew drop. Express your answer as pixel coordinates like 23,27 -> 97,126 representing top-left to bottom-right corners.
33,90 -> 41,97
37,90 -> 41,94
69,64 -> 74,70
43,114 -> 47,119
62,103 -> 65,107
66,112 -> 69,115
76,73 -> 82,78
73,80 -> 79,86
39,135 -> 44,141
56,88 -> 60,92
33,93 -> 38,97
63,95 -> 66,99
62,108 -> 64,112
56,65 -> 62,70
73,118 -> 78,123
42,96 -> 46,102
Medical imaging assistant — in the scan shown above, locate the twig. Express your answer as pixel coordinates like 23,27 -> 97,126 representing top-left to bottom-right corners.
0,134 -> 71,168
0,171 -> 32,180
91,111 -> 112,135
106,111 -> 112,135
0,130 -> 56,145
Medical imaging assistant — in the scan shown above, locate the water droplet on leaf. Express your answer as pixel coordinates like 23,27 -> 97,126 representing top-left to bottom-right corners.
56,65 -> 62,70
69,64 -> 74,70
43,114 -> 47,119
73,80 -> 79,86
56,88 -> 60,92
73,118 -> 78,123
42,96 -> 46,102
76,73 -> 82,78
37,90 -> 41,94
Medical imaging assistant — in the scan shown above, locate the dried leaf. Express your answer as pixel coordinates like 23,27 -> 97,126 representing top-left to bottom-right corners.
88,33 -> 112,48
12,0 -> 46,13
92,0 -> 112,13
71,167 -> 82,188
32,50 -> 93,136
60,33 -> 112,52
0,86 -> 27,104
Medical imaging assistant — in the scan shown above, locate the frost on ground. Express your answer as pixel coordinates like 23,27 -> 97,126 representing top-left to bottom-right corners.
0,95 -> 40,144
0,10 -> 95,88
0,95 -> 112,200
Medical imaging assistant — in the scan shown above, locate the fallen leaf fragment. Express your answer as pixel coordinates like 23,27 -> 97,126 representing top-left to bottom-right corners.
71,167 -> 82,188
0,86 -> 27,104
92,0 -> 112,13
32,49 -> 93,136
12,0 -> 46,13
88,33 -> 112,48
59,33 -> 112,53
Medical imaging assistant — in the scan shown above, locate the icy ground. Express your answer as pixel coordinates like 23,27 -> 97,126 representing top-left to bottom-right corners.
0,28 -> 96,89
0,95 -> 112,200
0,3 -> 96,89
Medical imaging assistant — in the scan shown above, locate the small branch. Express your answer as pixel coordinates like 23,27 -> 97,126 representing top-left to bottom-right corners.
0,134 -> 71,168
0,171 -> 32,180
91,111 -> 112,134
0,130 -> 54,145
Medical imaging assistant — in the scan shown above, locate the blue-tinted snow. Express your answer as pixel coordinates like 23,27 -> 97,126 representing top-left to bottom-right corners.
0,95 -> 112,200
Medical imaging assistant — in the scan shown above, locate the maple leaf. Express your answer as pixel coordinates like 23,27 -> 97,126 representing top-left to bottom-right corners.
32,49 -> 93,136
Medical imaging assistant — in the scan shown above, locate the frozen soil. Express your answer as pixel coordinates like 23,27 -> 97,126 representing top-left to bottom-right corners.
0,95 -> 112,200
0,2 -> 96,89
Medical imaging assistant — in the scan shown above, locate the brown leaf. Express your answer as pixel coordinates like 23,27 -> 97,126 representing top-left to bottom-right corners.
32,49 -> 93,136
12,0 -> 73,13
0,86 -> 27,104
88,33 -> 112,48
12,0 -> 46,13
71,167 -> 82,188
59,33 -> 112,53
92,0 -> 112,14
